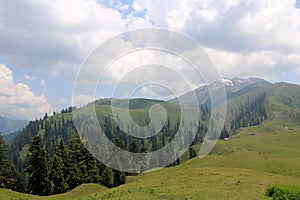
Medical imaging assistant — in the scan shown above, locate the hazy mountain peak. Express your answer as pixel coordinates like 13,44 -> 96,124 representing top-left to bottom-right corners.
168,77 -> 269,106
0,116 -> 29,135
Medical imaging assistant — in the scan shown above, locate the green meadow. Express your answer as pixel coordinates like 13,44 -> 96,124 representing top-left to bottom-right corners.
2,117 -> 300,200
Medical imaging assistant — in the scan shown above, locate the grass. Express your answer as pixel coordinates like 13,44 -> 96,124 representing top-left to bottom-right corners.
4,84 -> 300,199
2,119 -> 300,199
0,184 -> 107,200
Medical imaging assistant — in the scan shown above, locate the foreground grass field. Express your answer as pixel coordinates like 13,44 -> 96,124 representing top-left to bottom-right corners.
1,119 -> 300,200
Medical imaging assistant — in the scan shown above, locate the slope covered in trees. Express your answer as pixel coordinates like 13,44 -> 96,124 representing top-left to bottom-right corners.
0,133 -> 23,192
7,101 -> 211,195
230,92 -> 267,132
6,91 -> 270,195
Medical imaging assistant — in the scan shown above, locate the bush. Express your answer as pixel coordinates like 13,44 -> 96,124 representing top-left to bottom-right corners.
265,184 -> 300,200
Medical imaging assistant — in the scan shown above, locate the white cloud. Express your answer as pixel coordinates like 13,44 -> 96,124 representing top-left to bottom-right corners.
0,64 -> 53,120
73,94 -> 94,108
134,0 -> 300,82
204,47 -> 300,80
0,0 -> 129,77
24,74 -> 37,80
1,0 -> 300,103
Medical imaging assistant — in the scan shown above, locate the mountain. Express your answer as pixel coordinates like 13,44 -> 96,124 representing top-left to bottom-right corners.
3,131 -> 20,144
3,78 -> 300,199
168,77 -> 270,107
0,116 -> 29,135
0,89 -> 300,200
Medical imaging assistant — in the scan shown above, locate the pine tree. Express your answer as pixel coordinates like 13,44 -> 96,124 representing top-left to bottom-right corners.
101,166 -> 114,188
82,147 -> 101,183
67,135 -> 83,189
49,140 -> 68,194
189,147 -> 197,159
25,135 -> 50,196
113,170 -> 125,187
66,134 -> 102,189
129,140 -> 140,153
0,133 -> 23,192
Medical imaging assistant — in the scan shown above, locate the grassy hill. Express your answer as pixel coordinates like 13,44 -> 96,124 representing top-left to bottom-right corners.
2,117 -> 300,199
3,81 -> 300,199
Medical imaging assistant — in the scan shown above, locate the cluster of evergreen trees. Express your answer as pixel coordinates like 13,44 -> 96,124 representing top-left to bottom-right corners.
100,104 -> 210,153
9,115 -> 75,176
7,114 -> 125,196
230,92 -> 268,131
0,133 -> 23,192
25,134 -> 125,196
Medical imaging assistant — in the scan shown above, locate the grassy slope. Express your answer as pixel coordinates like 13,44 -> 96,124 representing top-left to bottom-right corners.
3,84 -> 300,199
2,118 -> 300,200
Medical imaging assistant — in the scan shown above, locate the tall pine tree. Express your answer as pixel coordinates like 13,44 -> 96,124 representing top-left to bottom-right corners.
25,135 -> 50,196
0,133 -> 23,192
49,139 -> 68,194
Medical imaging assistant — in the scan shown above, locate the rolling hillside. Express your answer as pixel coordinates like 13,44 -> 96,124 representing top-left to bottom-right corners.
2,79 -> 300,199
1,119 -> 300,199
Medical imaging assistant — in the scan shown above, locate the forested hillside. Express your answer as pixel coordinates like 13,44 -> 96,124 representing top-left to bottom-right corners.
7,102 -> 211,195
5,81 -> 295,196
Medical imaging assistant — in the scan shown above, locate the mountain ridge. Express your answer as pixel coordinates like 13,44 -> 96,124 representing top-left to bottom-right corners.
5,77 -> 300,197
168,77 -> 270,108
0,116 -> 29,135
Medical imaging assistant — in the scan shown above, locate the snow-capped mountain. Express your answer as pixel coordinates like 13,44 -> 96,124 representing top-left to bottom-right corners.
168,77 -> 270,107
208,77 -> 269,93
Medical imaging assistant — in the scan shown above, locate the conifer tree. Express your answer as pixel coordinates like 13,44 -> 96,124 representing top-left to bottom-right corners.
101,166 -> 114,188
81,147 -> 101,183
189,147 -> 197,159
0,133 -> 23,192
50,140 -> 68,194
113,169 -> 126,187
25,135 -> 50,196
67,135 -> 83,189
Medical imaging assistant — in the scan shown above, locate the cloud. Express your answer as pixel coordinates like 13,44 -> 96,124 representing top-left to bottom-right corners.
1,0 -> 300,103
205,48 -> 300,79
73,94 -> 95,108
134,0 -> 300,81
0,64 -> 53,120
73,32 -> 212,101
0,0 -> 129,77
24,74 -> 37,80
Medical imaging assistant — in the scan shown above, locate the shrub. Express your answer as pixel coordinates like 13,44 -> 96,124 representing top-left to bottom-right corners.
265,184 -> 300,200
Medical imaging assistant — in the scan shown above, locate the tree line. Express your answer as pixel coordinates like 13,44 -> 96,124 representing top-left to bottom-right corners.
230,92 -> 267,131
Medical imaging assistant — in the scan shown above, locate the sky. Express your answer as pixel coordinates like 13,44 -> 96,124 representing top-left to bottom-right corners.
0,0 -> 300,120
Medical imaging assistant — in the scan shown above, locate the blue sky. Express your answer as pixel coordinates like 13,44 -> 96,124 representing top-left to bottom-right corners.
296,0 -> 300,8
0,0 -> 300,120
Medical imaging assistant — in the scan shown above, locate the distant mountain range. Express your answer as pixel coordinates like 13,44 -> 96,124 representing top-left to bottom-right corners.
0,116 -> 29,135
